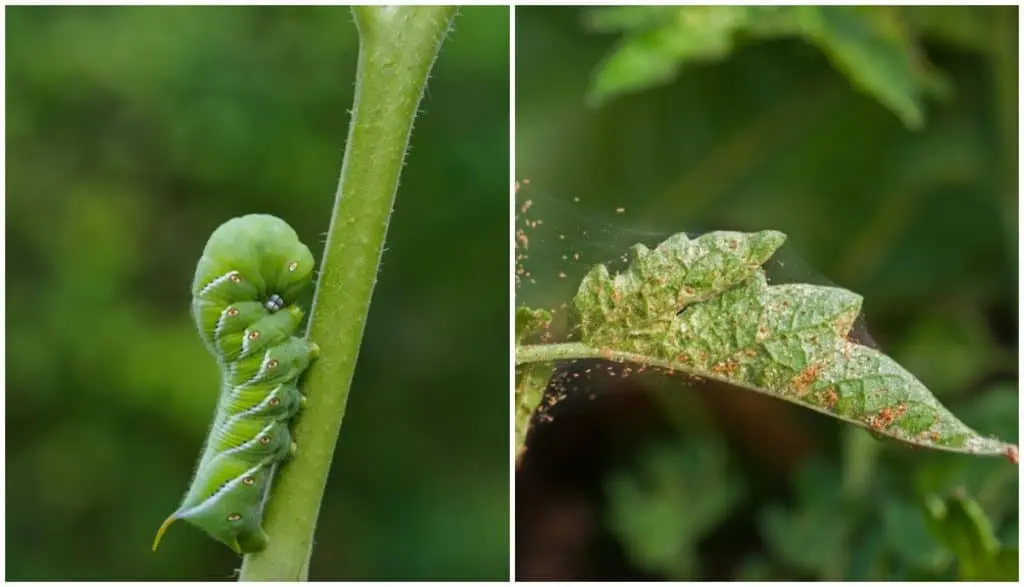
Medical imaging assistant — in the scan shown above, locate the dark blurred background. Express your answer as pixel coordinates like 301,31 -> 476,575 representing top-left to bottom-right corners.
515,5 -> 1018,581
6,5 -> 509,580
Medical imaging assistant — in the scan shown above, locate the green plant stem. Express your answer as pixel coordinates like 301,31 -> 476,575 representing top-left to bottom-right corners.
518,342 -> 704,373
239,6 -> 456,581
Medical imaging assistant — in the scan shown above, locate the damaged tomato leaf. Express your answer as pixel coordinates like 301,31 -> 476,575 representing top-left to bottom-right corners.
572,230 -> 1017,459
516,305 -> 552,344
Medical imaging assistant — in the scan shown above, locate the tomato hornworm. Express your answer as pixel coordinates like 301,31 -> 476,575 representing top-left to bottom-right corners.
153,214 -> 319,554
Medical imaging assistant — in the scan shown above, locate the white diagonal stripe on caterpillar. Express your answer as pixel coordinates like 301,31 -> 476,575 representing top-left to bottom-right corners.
208,420 -> 279,462
229,349 -> 274,386
240,326 -> 256,357
193,299 -> 219,355
198,270 -> 242,298
218,385 -> 285,425
213,305 -> 234,345
175,460 -> 268,520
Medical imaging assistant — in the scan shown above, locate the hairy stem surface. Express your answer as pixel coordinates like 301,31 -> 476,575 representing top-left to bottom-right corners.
239,6 -> 456,580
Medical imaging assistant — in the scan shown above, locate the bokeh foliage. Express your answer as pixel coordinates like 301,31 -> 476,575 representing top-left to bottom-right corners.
515,5 -> 1016,580
6,5 -> 509,580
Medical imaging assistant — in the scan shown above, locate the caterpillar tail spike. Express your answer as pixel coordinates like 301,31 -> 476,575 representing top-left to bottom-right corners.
152,513 -> 178,552
153,214 -> 319,555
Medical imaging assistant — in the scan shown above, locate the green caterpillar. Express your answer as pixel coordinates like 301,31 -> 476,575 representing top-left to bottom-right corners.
153,214 -> 320,555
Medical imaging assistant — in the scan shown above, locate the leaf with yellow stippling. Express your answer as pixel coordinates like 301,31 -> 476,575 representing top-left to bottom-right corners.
516,305 -> 551,344
572,230 -> 1017,459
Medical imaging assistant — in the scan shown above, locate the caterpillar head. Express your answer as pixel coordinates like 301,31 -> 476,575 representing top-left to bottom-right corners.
192,214 -> 315,309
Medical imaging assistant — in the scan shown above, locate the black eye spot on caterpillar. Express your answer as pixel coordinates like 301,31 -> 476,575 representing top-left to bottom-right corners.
152,214 -> 319,556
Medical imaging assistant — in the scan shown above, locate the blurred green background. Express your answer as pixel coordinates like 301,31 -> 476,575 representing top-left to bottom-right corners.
515,5 -> 1017,581
6,5 -> 509,580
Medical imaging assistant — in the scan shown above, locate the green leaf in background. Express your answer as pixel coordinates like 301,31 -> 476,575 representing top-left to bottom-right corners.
584,6 -> 801,107
794,6 -> 933,129
885,500 -> 952,574
585,5 -> 946,128
924,493 -> 1019,580
760,460 -> 853,579
606,440 -> 744,579
572,230 -> 1017,458
878,497 -> 951,575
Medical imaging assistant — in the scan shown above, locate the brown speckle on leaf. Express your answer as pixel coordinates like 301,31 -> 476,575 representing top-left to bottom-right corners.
821,388 -> 838,410
711,359 -> 739,376
867,403 -> 906,431
791,364 -> 819,395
